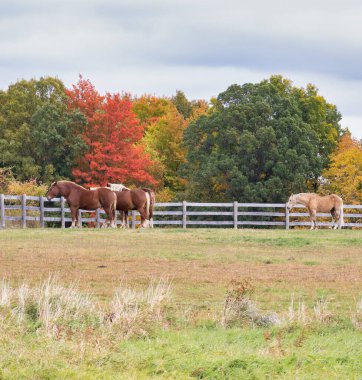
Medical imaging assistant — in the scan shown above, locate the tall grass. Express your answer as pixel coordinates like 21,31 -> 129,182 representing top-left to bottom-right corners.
0,277 -> 360,379
0,276 -> 171,339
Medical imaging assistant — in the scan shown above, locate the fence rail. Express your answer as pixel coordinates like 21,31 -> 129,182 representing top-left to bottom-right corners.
0,194 -> 361,229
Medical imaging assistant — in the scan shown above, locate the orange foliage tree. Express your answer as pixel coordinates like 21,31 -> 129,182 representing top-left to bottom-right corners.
321,132 -> 362,203
67,77 -> 157,187
133,95 -> 208,200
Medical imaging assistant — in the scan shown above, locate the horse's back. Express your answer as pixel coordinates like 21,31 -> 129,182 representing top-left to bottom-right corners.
85,187 -> 115,209
314,194 -> 342,212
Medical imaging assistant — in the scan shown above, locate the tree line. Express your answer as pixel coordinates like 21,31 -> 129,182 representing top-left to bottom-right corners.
0,75 -> 361,203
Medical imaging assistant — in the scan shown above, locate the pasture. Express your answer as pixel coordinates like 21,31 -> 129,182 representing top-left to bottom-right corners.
0,228 -> 361,379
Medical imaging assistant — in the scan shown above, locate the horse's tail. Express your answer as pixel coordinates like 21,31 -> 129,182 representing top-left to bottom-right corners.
112,192 -> 117,225
144,191 -> 150,221
142,188 -> 155,226
338,198 -> 344,229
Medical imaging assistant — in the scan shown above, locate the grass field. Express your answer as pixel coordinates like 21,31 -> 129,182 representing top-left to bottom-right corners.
0,228 -> 361,379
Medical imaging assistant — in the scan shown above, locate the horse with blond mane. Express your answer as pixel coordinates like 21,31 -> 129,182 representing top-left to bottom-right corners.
107,183 -> 155,228
286,193 -> 344,230
46,181 -> 117,228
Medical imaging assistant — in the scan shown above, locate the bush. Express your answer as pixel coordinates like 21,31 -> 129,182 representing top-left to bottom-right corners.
7,179 -> 48,196
221,279 -> 280,328
0,167 -> 15,193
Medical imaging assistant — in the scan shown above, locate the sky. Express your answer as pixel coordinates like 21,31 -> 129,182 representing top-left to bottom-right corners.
1,0 -> 362,139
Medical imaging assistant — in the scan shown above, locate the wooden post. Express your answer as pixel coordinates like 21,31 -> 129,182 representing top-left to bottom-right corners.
22,194 -> 26,228
233,201 -> 238,229
131,210 -> 136,229
285,203 -> 290,230
96,209 -> 101,228
40,196 -> 45,228
182,200 -> 187,229
0,194 -> 5,229
61,197 -> 65,228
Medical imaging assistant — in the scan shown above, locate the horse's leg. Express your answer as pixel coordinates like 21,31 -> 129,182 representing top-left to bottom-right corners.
70,207 -> 78,228
138,207 -> 149,228
124,211 -> 129,228
309,210 -> 317,230
330,210 -> 337,229
119,211 -> 125,228
312,211 -> 318,229
333,210 -> 340,230
101,207 -> 110,228
105,206 -> 116,228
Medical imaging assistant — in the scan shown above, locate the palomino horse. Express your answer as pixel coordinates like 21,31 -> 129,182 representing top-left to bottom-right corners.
107,183 -> 155,228
286,193 -> 344,230
46,181 -> 117,228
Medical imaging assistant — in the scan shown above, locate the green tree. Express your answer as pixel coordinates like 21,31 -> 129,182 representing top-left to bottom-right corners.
171,90 -> 193,119
182,76 -> 342,202
31,103 -> 86,182
0,77 -> 85,182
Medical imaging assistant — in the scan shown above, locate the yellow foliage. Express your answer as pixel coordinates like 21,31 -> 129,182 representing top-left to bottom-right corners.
321,133 -> 362,203
7,180 -> 48,196
155,187 -> 175,202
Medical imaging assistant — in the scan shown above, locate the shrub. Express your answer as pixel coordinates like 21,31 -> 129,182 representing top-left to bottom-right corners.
221,279 -> 280,328
7,179 -> 48,196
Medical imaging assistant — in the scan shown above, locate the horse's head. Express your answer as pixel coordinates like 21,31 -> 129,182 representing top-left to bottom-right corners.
286,194 -> 297,211
46,181 -> 60,201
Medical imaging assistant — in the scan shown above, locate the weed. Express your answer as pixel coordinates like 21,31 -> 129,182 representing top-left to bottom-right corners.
221,279 -> 280,328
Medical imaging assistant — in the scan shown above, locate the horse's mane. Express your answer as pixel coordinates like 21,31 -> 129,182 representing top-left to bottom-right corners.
58,180 -> 88,191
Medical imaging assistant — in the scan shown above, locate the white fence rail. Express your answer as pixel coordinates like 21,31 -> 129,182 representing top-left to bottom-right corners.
0,194 -> 362,229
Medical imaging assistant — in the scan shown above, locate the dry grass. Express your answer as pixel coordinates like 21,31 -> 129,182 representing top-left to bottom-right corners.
0,228 -> 361,314
0,276 -> 171,340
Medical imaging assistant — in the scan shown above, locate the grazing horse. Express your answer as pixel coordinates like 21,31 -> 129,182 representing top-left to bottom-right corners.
107,183 -> 155,228
46,181 -> 117,228
286,193 -> 344,230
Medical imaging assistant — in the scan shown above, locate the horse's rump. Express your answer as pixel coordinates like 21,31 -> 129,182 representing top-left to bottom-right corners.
142,188 -> 155,219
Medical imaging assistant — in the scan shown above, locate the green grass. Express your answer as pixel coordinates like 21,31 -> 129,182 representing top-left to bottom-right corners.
0,324 -> 360,379
0,228 -> 361,379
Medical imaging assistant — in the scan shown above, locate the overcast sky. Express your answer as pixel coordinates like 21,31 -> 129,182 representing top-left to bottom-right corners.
1,0 -> 362,138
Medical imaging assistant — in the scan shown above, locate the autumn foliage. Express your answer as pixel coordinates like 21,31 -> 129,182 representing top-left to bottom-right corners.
67,78 -> 157,187
321,132 -> 362,203
1,75 -> 361,203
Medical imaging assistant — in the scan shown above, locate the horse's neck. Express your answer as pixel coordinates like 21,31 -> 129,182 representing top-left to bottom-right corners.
296,193 -> 311,206
59,182 -> 86,198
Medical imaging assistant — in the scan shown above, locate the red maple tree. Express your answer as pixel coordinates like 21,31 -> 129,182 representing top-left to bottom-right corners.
67,77 -> 157,187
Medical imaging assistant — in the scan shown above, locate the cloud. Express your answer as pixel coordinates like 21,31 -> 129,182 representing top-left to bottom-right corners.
0,0 -> 361,138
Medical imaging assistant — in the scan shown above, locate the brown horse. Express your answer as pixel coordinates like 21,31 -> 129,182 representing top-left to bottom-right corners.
107,183 -> 155,228
286,193 -> 344,230
46,181 -> 117,228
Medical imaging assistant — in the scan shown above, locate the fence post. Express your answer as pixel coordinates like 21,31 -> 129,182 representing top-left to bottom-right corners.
285,203 -> 290,230
96,209 -> 101,228
40,196 -> 45,228
22,194 -> 26,228
182,200 -> 187,229
233,201 -> 238,229
61,197 -> 65,228
131,210 -> 136,229
0,194 -> 5,229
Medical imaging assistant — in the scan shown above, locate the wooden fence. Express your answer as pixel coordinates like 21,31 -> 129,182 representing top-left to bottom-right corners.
0,194 -> 362,229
